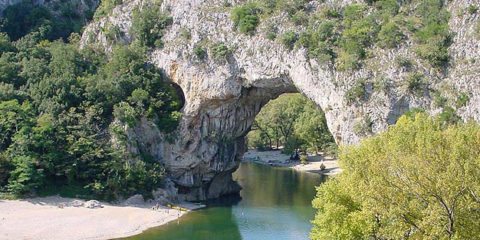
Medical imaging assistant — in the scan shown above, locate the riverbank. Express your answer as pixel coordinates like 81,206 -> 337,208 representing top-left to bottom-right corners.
243,150 -> 341,176
0,196 -> 204,240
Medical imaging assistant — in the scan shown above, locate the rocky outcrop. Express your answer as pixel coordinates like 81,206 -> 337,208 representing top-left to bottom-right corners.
81,0 -> 480,200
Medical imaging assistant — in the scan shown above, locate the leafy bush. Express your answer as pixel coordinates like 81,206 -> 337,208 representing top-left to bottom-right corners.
231,3 -> 260,35
7,155 -> 44,195
311,114 -> 480,239
345,79 -> 368,104
94,0 -> 123,19
438,106 -> 461,125
113,102 -> 138,127
211,43 -> 231,61
467,4 -> 478,14
456,92 -> 470,108
291,10 -> 309,26
405,72 -> 427,96
131,5 -> 173,48
432,91 -> 447,108
336,4 -> 378,69
413,0 -> 451,68
395,56 -> 413,69
377,21 -> 403,48
281,31 -> 298,50
265,24 -> 278,40
300,154 -> 308,165
193,46 -> 207,60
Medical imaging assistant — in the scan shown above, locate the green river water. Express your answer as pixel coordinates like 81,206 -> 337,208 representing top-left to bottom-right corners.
124,162 -> 326,240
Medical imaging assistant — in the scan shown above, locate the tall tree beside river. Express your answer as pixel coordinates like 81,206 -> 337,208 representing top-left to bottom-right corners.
311,113 -> 480,239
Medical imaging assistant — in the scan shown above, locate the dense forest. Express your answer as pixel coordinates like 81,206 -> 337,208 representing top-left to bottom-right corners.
0,1 -> 181,200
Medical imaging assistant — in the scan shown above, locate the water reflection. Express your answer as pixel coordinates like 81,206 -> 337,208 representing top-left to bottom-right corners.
124,163 -> 325,240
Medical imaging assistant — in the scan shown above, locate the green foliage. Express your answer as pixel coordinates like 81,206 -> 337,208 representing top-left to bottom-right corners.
193,46 -> 207,60
377,21 -> 403,48
291,10 -> 309,26
438,106 -> 461,125
432,91 -> 447,108
412,0 -> 451,68
94,0 -> 123,19
311,114 -> 480,239
467,4 -> 478,14
265,24 -> 278,40
456,92 -> 470,108
231,3 -> 260,35
337,4 -> 378,70
247,94 -> 336,155
295,100 -> 335,152
211,43 -> 231,61
0,27 -> 181,199
297,20 -> 337,64
405,72 -> 427,96
7,155 -> 44,195
345,79 -> 368,104
395,56 -> 413,69
373,76 -> 390,93
281,31 -> 298,50
1,1 -> 92,41
131,5 -> 173,48
300,154 -> 308,165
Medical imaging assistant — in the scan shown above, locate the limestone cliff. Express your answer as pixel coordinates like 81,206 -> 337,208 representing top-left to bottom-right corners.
80,0 -> 479,200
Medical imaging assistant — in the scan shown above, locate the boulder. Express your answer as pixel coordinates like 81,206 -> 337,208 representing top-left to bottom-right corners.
70,200 -> 85,207
84,200 -> 103,209
123,194 -> 145,206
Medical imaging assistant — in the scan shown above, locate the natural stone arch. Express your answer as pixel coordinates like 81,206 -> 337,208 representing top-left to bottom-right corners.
81,0 -> 480,200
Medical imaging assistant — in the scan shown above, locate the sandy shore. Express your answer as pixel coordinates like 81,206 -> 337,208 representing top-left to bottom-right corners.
0,196 -> 203,240
243,150 -> 342,176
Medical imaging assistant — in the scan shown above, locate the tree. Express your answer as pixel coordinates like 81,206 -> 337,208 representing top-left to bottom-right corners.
311,113 -> 480,239
294,101 -> 334,153
247,94 -> 336,154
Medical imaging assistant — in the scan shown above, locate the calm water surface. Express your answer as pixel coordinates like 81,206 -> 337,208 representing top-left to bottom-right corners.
125,162 -> 326,240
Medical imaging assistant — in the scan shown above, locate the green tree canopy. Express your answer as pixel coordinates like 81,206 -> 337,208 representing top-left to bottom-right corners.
311,113 -> 480,239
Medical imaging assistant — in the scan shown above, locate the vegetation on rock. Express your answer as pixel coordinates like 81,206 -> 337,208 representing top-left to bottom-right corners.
230,0 -> 452,70
131,5 -> 173,48
0,2 -> 182,200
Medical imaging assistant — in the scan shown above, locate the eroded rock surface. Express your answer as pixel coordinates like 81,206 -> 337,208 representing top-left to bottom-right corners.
78,0 -> 480,200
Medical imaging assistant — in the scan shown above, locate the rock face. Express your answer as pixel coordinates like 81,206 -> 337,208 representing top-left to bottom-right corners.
80,0 -> 480,200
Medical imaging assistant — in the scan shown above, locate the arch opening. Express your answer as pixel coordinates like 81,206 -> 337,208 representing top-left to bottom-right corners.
245,93 -> 337,157
196,91 -> 338,201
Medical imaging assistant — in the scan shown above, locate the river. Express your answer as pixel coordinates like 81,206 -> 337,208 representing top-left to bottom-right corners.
124,162 -> 326,240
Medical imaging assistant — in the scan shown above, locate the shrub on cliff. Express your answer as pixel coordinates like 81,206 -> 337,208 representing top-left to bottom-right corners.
131,5 -> 173,48
311,113 -> 480,239
281,31 -> 298,50
231,3 -> 260,35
